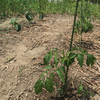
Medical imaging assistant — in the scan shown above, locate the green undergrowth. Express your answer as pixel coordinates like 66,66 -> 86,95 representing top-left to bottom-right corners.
0,0 -> 100,21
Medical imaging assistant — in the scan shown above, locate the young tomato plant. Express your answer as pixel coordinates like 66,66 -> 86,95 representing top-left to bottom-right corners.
74,15 -> 93,34
10,18 -> 21,31
34,0 -> 96,99
10,9 -> 43,32
25,11 -> 34,22
74,0 -> 94,34
34,48 -> 96,99
74,0 -> 94,47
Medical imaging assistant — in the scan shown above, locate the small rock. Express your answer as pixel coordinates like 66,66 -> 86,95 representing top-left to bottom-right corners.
19,92 -> 24,97
94,94 -> 100,100
27,88 -> 33,92
25,93 -> 28,97
34,96 -> 36,99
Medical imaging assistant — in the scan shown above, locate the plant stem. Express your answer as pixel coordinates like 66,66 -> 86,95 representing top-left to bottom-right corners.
69,0 -> 79,51
80,0 -> 83,47
39,0 -> 41,14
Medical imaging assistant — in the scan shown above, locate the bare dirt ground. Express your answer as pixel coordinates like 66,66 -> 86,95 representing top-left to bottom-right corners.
0,13 -> 100,100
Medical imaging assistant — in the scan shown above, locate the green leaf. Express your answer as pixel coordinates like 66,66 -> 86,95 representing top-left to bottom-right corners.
50,73 -> 54,79
86,54 -> 91,66
43,51 -> 52,65
74,28 -> 77,33
77,49 -> 87,53
44,69 -> 49,74
66,51 -> 71,56
43,65 -> 51,70
34,79 -> 44,94
59,66 -> 65,73
39,13 -> 43,20
77,53 -> 84,67
40,73 -> 44,78
89,23 -> 93,31
26,14 -> 33,21
25,11 -> 29,15
61,56 -> 66,64
86,54 -> 96,67
54,53 -> 59,66
83,90 -> 88,96
78,85 -> 83,94
64,58 -> 74,67
19,66 -> 25,74
82,49 -> 88,53
45,78 -> 53,93
10,18 -> 18,24
61,50 -> 65,56
69,52 -> 77,59
56,69 -> 65,84
91,55 -> 96,67
89,91 -> 94,97
52,65 -> 54,68
14,23 -> 21,31
52,48 -> 58,52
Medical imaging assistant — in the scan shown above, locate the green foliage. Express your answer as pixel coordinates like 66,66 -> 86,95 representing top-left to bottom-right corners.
54,53 -> 59,66
34,79 -> 44,94
10,18 -> 19,24
77,53 -> 84,67
45,77 -> 53,93
78,84 -> 83,94
64,52 -> 77,67
86,54 -> 96,67
56,68 -> 65,84
25,11 -> 33,21
10,9 -> 43,31
74,16 -> 93,34
19,66 -> 25,74
43,50 -> 53,65
34,48 -> 96,97
0,0 -> 100,21
14,23 -> 21,32
74,1 -> 94,34
78,81 -> 94,97
43,65 -> 51,70
10,18 -> 21,31
39,13 -> 44,20
50,73 -> 54,79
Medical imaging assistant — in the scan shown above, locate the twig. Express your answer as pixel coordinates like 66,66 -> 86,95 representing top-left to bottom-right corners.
5,55 -> 17,63
83,78 -> 94,86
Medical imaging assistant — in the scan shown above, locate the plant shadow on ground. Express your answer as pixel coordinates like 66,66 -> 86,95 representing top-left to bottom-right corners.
0,14 -> 100,100
74,40 -> 96,49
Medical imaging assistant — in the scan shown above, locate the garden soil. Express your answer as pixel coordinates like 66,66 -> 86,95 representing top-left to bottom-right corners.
0,13 -> 100,100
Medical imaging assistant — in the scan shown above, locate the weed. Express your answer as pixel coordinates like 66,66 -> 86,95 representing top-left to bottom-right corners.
7,57 -> 10,60
19,66 -> 25,74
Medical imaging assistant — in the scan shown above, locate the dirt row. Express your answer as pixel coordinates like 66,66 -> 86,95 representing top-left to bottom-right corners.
0,13 -> 100,100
